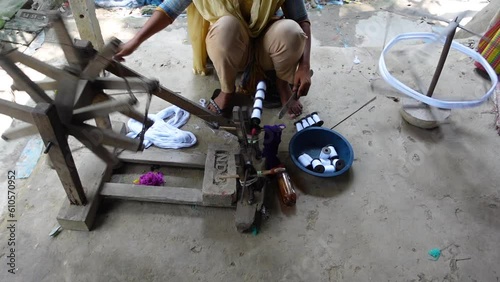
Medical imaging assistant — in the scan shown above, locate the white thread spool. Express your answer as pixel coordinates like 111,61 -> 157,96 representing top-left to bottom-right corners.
311,158 -> 325,173
324,165 -> 336,173
295,121 -> 304,132
320,158 -> 331,166
251,81 -> 266,125
311,112 -> 324,126
327,145 -> 339,159
298,153 -> 313,168
332,158 -> 346,170
306,115 -> 316,127
301,118 -> 310,129
320,147 -> 331,160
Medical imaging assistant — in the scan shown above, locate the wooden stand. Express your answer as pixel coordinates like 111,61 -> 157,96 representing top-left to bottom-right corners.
0,14 -> 240,231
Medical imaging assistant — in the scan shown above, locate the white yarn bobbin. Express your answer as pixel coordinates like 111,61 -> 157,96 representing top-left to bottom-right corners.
294,121 -> 304,132
306,115 -> 316,127
301,118 -> 310,129
311,158 -> 325,173
320,158 -> 331,166
311,112 -> 324,126
332,159 -> 346,170
324,165 -> 336,173
327,145 -> 339,159
320,147 -> 331,159
298,153 -> 313,168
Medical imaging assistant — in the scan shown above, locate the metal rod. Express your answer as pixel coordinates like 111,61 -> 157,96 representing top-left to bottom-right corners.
331,97 -> 377,129
426,19 -> 458,97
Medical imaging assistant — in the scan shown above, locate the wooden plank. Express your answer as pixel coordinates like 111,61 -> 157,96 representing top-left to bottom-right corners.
81,38 -> 121,80
0,99 -> 35,124
72,97 -> 135,122
1,123 -> 38,140
118,150 -> 206,169
67,123 -> 141,151
0,55 -> 52,104
93,77 -> 159,92
68,0 -> 104,52
106,62 -> 234,127
92,92 -> 112,129
48,13 -> 83,69
54,76 -> 79,124
71,132 -> 120,167
7,48 -> 66,80
101,183 -> 203,205
31,103 -> 87,205
57,152 -> 111,231
119,106 -> 154,128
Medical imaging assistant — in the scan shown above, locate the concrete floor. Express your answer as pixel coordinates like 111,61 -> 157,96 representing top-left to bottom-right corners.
1,1 -> 499,281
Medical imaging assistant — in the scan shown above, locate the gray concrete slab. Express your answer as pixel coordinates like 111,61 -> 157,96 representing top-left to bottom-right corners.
1,1 -> 499,281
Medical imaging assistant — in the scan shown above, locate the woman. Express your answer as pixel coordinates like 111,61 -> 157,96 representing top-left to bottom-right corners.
114,0 -> 312,118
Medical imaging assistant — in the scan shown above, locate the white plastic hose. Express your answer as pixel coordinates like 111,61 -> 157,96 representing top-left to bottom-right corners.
379,32 -> 498,109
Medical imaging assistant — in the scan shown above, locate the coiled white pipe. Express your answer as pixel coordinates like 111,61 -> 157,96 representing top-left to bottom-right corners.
379,32 -> 498,109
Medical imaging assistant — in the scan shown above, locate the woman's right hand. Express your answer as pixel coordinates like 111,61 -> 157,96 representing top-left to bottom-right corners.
114,39 -> 140,62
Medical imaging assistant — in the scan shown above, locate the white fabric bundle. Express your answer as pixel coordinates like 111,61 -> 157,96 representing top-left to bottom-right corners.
127,106 -> 197,149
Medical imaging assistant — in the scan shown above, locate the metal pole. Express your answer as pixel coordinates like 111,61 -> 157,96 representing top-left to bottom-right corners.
426,18 -> 458,97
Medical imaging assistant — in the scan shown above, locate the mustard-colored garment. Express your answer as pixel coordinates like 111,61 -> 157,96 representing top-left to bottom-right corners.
187,0 -> 284,75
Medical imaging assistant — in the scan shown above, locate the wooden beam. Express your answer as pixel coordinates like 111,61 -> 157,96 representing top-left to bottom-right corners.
67,123 -> 141,151
68,0 -> 104,52
92,92 -> 112,129
72,97 -> 135,122
54,76 -> 79,124
6,49 -> 67,80
93,77 -> 159,93
0,56 -> 52,104
31,103 -> 87,205
71,132 -> 120,167
1,123 -> 38,141
118,150 -> 206,169
0,99 -> 35,124
106,62 -> 234,127
118,106 -> 155,128
48,13 -> 84,69
81,38 -> 121,80
57,152 -> 111,231
101,183 -> 203,205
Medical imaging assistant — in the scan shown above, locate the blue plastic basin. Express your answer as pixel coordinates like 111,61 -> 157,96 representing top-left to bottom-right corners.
289,127 -> 354,177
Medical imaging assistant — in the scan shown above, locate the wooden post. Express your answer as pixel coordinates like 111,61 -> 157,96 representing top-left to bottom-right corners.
69,0 -> 105,51
31,103 -> 87,205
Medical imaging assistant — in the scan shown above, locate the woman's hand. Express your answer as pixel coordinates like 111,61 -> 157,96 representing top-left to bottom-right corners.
293,65 -> 311,98
114,39 -> 140,62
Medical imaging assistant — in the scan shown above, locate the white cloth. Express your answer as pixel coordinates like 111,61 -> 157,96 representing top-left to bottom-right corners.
127,106 -> 197,149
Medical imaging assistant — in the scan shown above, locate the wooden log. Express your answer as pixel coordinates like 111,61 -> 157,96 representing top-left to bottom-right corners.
31,103 -> 87,205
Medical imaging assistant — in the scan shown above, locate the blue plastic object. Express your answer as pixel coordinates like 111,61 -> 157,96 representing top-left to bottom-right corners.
289,127 -> 354,177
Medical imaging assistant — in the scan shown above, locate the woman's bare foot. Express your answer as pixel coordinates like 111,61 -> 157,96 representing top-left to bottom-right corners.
276,78 -> 303,118
207,90 -> 232,114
